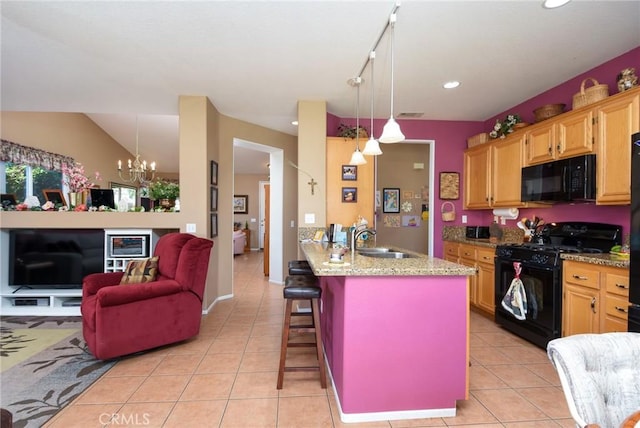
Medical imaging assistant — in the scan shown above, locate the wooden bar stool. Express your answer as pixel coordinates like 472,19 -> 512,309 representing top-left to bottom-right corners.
288,260 -> 313,276
277,275 -> 327,389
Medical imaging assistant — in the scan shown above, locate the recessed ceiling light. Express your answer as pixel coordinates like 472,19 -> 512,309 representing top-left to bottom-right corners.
291,121 -> 299,126
543,0 -> 571,9
443,81 -> 460,89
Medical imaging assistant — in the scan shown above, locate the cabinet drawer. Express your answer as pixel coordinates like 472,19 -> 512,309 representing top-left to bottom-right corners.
605,294 -> 629,321
604,316 -> 628,333
444,243 -> 459,258
563,262 -> 600,289
604,272 -> 630,297
476,247 -> 495,265
459,245 -> 477,262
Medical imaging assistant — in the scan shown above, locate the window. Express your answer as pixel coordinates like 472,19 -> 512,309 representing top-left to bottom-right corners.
111,182 -> 137,211
1,161 -> 63,203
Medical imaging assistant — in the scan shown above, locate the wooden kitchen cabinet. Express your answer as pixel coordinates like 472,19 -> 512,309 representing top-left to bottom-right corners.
443,241 -> 459,263
458,244 -> 478,307
524,109 -> 594,166
524,120 -> 557,165
602,268 -> 630,332
464,133 -> 527,209
456,243 -> 495,315
475,247 -> 496,315
463,145 -> 491,209
562,260 -> 629,336
595,88 -> 640,205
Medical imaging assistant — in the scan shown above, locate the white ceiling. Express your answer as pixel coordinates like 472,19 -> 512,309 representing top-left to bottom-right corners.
2,1 -> 639,175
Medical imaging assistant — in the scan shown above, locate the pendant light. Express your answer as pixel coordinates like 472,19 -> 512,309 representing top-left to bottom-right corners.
363,50 -> 383,156
349,77 -> 367,165
378,13 -> 405,144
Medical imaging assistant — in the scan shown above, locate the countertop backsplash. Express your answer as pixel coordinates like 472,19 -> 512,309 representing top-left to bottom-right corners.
442,225 -> 523,245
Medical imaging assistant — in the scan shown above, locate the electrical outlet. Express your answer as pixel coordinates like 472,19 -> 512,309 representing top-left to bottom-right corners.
461,215 -> 468,224
501,217 -> 506,225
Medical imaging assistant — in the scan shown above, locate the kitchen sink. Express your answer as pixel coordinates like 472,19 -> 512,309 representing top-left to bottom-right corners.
357,249 -> 416,259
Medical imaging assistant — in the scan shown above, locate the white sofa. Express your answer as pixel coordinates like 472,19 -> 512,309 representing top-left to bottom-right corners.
233,230 -> 246,255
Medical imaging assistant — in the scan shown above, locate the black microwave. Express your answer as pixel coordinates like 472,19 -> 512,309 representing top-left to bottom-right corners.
521,154 -> 596,203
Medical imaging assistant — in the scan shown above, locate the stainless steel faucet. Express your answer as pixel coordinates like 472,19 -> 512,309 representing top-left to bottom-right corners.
350,228 -> 376,251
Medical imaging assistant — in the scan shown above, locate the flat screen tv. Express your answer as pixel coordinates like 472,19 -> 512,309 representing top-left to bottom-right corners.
9,229 -> 105,289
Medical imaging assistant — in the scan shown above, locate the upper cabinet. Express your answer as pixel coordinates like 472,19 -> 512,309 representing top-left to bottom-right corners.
595,89 -> 640,205
524,109 -> 594,166
465,87 -> 640,209
464,133 -> 529,209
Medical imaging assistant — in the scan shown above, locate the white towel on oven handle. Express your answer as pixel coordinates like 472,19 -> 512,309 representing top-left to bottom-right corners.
501,276 -> 528,321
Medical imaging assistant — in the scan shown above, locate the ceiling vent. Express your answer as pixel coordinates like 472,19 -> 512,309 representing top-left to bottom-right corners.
397,112 -> 424,118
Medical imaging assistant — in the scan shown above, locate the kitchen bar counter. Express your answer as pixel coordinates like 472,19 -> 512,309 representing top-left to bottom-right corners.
300,241 -> 476,276
299,241 -> 474,423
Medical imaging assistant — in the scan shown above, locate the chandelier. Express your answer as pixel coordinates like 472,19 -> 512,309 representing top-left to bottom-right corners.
117,117 -> 156,184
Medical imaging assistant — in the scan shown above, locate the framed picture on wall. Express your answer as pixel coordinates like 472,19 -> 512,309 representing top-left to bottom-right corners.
439,172 -> 460,200
342,165 -> 357,181
233,195 -> 248,214
210,213 -> 218,238
342,187 -> 357,203
210,160 -> 218,186
210,186 -> 218,212
382,188 -> 400,213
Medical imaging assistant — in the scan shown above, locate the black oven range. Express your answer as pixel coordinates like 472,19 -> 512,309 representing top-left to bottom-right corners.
494,222 -> 622,349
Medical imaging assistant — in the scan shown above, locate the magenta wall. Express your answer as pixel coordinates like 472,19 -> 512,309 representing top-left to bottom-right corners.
329,46 -> 639,256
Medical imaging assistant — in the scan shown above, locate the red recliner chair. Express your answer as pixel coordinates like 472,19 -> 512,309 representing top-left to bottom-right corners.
81,233 -> 213,360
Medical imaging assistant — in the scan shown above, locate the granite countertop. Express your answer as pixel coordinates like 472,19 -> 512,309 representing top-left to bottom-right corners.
444,238 -> 630,269
300,241 -> 476,277
561,253 -> 630,269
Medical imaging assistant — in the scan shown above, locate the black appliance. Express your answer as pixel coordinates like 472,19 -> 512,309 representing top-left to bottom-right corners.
8,229 -> 105,289
495,222 -> 622,349
521,154 -> 596,203
466,226 -> 490,239
629,132 -> 640,333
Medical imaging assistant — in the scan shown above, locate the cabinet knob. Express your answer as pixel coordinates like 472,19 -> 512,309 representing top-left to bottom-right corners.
572,274 -> 589,281
591,297 -> 597,313
615,283 -> 629,289
615,306 -> 628,314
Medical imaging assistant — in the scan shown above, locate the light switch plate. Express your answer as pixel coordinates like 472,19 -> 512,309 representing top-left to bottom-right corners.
186,223 -> 196,233
461,215 -> 468,224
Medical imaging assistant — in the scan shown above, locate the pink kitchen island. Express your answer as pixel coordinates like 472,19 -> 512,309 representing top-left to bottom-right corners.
300,242 -> 476,423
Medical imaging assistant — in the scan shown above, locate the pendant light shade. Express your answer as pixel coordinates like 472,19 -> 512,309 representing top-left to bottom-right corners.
378,13 -> 405,144
348,76 -> 367,165
363,137 -> 382,156
349,148 -> 367,165
379,117 -> 404,144
362,50 -> 382,156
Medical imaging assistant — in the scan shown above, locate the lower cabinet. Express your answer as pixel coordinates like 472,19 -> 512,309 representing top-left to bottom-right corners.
476,247 -> 495,315
562,260 -> 629,336
447,242 -> 495,315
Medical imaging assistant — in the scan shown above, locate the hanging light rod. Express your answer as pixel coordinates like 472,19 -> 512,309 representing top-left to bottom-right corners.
354,2 -> 401,80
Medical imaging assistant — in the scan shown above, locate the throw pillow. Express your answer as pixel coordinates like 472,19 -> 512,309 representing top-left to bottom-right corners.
120,256 -> 159,285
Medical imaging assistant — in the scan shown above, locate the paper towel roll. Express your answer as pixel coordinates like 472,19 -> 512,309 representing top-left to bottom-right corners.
492,208 -> 519,220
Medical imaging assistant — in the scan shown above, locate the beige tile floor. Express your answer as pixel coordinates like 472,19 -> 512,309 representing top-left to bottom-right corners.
45,251 -> 574,428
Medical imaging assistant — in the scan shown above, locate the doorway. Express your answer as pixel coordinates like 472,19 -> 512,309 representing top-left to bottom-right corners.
233,139 -> 284,284
376,139 -> 435,255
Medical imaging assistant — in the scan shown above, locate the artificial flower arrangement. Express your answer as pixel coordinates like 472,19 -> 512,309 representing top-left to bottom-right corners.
489,114 -> 522,139
62,162 -> 101,192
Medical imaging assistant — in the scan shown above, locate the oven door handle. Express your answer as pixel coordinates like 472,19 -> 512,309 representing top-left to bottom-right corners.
497,260 -> 557,272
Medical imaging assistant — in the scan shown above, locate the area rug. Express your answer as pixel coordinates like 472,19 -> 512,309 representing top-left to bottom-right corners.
1,316 -> 117,428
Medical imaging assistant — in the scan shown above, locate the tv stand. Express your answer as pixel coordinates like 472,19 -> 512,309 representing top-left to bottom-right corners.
1,227 -> 168,316
1,287 -> 83,316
